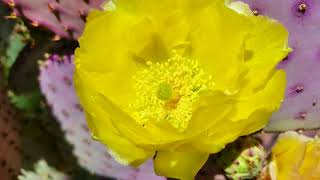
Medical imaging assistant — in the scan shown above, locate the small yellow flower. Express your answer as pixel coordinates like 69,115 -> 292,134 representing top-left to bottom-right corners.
74,0 -> 290,179
270,131 -> 320,180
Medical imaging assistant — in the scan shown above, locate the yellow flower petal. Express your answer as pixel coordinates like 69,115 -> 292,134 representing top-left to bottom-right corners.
75,8 -> 140,110
299,139 -> 320,179
154,150 -> 209,180
192,70 -> 286,153
242,16 -> 290,91
184,91 -> 233,136
230,70 -> 287,123
225,0 -> 253,15
271,131 -> 320,180
190,2 -> 249,90
191,109 -> 270,153
74,71 -> 153,165
86,112 -> 154,166
115,0 -> 220,14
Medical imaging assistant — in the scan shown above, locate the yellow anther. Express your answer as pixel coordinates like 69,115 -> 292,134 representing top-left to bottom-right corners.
130,55 -> 214,131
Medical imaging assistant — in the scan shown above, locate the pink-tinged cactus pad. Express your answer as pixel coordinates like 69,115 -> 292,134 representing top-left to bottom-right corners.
38,54 -> 165,180
238,0 -> 320,131
1,0 -> 105,39
0,88 -> 21,180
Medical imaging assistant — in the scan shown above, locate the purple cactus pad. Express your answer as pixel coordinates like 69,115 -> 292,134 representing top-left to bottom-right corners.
1,0 -> 105,39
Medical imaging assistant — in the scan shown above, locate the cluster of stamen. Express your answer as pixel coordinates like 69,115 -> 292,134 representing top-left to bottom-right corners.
130,55 -> 213,131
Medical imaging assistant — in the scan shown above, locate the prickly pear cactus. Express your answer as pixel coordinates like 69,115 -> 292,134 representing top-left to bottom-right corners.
38,54 -> 165,180
1,21 -> 30,78
1,0 -> 105,39
217,136 -> 265,180
237,0 -> 320,131
18,160 -> 70,180
0,88 -> 21,180
0,4 -> 30,79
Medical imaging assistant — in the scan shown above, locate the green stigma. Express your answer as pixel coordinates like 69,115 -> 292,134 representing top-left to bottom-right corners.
157,82 -> 173,101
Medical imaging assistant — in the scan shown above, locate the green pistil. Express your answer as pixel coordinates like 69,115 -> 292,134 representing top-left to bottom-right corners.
157,82 -> 173,101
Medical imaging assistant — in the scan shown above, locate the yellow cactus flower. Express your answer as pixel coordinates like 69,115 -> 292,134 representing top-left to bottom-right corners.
270,131 -> 320,180
74,0 -> 290,179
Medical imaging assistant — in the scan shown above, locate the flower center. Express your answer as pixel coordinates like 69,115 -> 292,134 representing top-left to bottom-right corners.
130,54 -> 213,131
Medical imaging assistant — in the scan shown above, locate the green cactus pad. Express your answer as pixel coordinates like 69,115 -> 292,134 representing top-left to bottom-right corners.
217,137 -> 265,180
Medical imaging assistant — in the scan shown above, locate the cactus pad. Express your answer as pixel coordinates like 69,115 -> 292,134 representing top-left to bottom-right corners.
1,0 -> 105,39
0,88 -> 21,180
